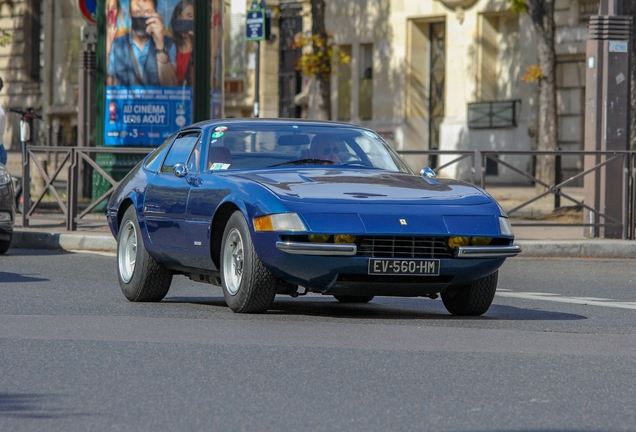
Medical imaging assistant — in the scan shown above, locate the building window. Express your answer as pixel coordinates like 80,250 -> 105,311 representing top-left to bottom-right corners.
579,0 -> 599,22
337,45 -> 352,121
478,14 -> 520,102
26,0 -> 42,81
358,43 -> 373,120
225,0 -> 246,79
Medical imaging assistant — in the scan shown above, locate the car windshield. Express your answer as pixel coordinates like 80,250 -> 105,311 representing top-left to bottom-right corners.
205,124 -> 413,174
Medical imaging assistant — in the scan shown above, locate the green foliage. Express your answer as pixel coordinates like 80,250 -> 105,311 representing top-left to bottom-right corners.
292,32 -> 350,80
0,30 -> 13,47
507,0 -> 528,14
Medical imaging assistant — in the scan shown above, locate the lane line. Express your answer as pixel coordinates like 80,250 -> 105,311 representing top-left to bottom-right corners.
496,291 -> 636,310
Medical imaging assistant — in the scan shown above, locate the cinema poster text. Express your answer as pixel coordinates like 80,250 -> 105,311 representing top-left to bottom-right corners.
104,86 -> 192,147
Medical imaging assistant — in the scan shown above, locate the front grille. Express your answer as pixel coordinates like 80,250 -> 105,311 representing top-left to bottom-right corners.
357,236 -> 453,259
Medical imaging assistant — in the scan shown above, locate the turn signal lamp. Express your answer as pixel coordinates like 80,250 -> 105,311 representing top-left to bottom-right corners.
470,237 -> 492,245
499,217 -> 514,236
334,234 -> 356,244
448,236 -> 470,248
253,213 -> 306,232
309,234 -> 330,243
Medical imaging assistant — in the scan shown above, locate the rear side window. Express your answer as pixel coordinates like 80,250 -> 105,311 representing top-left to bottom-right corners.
143,133 -> 177,173
160,131 -> 201,174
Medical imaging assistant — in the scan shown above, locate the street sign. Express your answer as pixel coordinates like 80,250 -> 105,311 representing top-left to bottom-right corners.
76,0 -> 97,25
246,8 -> 265,41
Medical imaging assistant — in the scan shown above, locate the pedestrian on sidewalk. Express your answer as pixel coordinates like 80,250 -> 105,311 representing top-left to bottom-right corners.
0,77 -> 6,165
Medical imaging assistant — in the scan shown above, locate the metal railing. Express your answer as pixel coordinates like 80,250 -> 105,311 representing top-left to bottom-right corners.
16,145 -> 636,239
19,146 -> 152,230
400,149 -> 635,239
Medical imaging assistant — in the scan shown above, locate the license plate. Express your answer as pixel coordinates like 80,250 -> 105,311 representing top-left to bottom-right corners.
368,259 -> 440,276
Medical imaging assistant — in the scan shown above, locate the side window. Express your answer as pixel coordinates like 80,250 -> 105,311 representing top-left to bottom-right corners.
160,132 -> 201,174
143,133 -> 177,173
187,138 -> 203,172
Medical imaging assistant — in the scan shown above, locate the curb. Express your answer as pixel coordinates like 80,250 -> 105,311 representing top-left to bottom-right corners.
9,230 -> 636,258
12,231 -> 117,252
516,240 -> 636,259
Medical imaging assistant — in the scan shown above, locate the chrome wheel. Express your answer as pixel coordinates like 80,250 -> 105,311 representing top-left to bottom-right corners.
222,227 -> 244,295
118,219 -> 137,283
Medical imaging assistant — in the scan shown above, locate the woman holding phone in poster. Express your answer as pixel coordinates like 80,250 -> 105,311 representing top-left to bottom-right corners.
169,0 -> 194,87
106,0 -> 123,72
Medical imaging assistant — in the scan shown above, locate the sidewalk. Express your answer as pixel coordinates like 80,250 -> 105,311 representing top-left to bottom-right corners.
9,219 -> 636,259
6,146 -> 636,258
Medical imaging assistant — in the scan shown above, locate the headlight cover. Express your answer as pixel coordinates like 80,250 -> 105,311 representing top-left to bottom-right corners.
499,216 -> 514,236
253,213 -> 307,232
0,164 -> 10,185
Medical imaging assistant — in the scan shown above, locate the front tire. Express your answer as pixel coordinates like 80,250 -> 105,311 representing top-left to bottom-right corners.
441,271 -> 498,316
220,211 -> 277,313
117,206 -> 172,302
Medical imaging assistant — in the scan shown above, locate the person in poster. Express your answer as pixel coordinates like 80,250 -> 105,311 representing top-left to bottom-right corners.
105,0 -> 124,74
107,0 -> 178,86
168,0 -> 194,86
104,0 -> 221,146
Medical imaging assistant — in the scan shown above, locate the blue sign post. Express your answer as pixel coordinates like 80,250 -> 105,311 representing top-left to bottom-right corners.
246,9 -> 265,41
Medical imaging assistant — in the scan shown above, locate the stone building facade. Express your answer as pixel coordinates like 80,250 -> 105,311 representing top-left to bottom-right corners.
230,0 -> 598,183
0,0 -> 599,185
0,0 -> 83,153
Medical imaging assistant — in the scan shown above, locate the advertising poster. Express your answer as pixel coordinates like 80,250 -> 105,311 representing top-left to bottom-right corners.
104,0 -> 217,146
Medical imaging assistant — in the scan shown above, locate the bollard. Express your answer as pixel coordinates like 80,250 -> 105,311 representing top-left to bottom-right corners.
554,146 -> 561,209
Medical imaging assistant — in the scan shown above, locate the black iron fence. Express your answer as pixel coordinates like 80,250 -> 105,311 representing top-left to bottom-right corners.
15,146 -> 636,239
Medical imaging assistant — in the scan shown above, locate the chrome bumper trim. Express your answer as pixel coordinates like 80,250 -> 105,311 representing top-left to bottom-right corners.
456,245 -> 522,258
276,241 -> 357,256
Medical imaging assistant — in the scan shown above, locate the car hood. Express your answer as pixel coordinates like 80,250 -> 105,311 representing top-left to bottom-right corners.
236,168 -> 492,205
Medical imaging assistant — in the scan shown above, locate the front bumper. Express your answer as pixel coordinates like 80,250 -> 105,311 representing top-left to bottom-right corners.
276,241 -> 521,259
259,234 -> 511,294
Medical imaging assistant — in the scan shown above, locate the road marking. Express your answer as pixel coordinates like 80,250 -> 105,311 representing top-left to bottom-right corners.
496,291 -> 636,310
70,250 -> 116,257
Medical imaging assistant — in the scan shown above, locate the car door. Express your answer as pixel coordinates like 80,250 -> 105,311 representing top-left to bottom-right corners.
182,142 -> 234,270
143,131 -> 201,253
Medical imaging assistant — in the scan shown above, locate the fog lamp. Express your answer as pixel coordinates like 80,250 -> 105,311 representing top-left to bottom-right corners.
470,237 -> 492,245
334,234 -> 356,244
448,236 -> 470,248
308,234 -> 330,243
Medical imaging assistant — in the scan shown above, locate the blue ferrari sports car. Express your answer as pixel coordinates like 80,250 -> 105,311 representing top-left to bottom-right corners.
107,119 -> 520,315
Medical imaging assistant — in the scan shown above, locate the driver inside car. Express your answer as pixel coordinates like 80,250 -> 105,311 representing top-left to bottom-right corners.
309,134 -> 340,163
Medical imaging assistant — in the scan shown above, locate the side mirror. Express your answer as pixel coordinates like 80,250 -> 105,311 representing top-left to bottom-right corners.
173,163 -> 188,178
420,167 -> 436,179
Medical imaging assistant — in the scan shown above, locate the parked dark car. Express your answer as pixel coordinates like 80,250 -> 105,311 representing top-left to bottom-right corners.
0,162 -> 15,254
107,119 -> 520,315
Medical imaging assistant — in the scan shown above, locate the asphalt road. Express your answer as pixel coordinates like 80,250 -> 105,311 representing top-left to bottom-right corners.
1,250 -> 636,431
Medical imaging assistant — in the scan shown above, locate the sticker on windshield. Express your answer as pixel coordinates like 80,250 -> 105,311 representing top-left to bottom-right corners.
212,131 -> 224,138
215,126 -> 228,132
210,163 -> 231,170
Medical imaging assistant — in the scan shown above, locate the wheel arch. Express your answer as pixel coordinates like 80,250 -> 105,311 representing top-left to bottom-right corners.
117,198 -> 135,231
210,202 -> 242,269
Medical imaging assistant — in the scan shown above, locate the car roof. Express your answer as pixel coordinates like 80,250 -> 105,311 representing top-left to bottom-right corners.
189,118 -> 368,130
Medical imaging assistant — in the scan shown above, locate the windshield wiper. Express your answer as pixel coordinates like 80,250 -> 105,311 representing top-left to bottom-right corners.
269,158 -> 335,167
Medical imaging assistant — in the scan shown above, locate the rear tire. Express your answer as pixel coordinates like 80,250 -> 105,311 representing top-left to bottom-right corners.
117,206 -> 172,302
441,271 -> 498,316
334,295 -> 374,303
0,237 -> 10,254
220,211 -> 277,313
